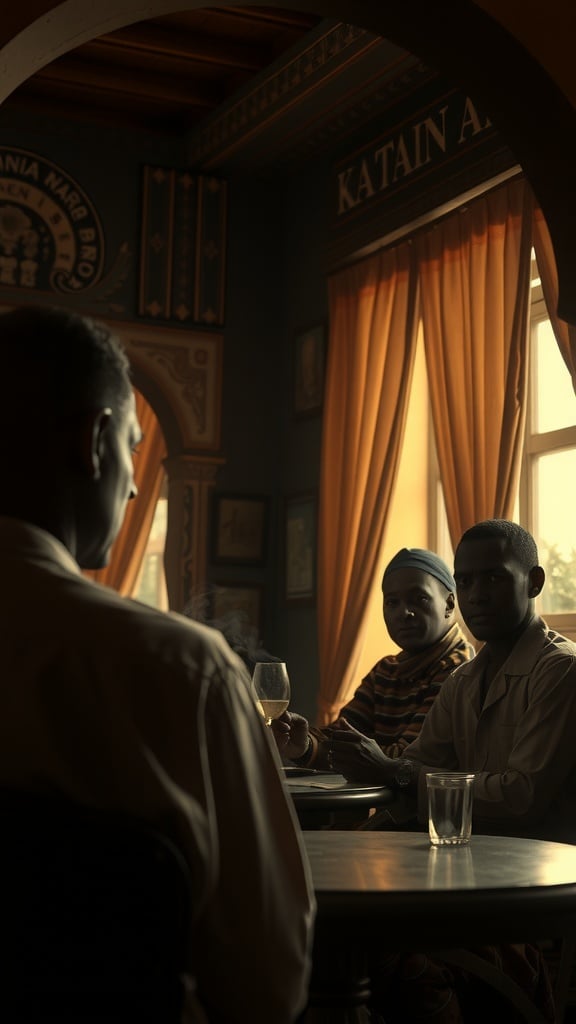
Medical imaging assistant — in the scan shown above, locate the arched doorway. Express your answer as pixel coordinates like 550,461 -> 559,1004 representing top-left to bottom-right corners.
84,387 -> 168,604
115,320 -> 225,613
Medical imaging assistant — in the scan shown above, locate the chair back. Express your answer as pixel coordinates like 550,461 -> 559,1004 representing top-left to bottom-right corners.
0,790 -> 192,1022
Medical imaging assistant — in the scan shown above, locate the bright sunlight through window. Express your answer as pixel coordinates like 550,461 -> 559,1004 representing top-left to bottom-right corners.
132,492 -> 169,612
432,255 -> 576,628
524,304 -> 576,617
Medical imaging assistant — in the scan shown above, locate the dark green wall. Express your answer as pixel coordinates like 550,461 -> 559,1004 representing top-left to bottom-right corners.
0,109 -> 187,320
275,162 -> 331,724
213,165 -> 330,723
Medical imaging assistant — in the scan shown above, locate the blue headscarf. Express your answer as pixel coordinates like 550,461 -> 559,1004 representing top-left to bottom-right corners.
382,548 -> 455,593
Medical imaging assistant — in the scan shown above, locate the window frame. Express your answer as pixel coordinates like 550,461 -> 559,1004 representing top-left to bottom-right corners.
132,485 -> 169,612
518,276 -> 576,636
429,259 -> 576,638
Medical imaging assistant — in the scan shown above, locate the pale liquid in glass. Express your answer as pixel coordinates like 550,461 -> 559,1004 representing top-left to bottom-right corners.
252,662 -> 290,725
258,699 -> 289,722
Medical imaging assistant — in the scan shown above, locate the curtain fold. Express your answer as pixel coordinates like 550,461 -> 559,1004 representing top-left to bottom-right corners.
316,243 -> 418,725
416,178 -> 534,549
532,204 -> 576,392
84,389 -> 167,595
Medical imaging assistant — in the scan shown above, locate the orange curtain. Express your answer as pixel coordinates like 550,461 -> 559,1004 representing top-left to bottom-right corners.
84,389 -> 167,595
316,243 -> 418,725
416,178 -> 534,549
532,204 -> 576,392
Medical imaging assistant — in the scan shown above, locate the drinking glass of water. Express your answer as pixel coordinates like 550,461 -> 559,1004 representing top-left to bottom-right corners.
426,772 -> 475,846
252,662 -> 291,725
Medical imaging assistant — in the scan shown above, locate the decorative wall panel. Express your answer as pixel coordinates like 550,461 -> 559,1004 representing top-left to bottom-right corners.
139,166 -> 226,326
117,321 -> 223,454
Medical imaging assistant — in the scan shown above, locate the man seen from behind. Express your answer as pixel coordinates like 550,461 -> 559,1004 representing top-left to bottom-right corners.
0,305 -> 314,1024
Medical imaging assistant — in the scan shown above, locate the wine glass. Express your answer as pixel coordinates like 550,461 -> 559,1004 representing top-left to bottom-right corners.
252,662 -> 291,726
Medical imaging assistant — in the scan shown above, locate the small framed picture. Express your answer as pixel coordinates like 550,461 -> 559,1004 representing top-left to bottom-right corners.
293,322 -> 326,417
211,583 -> 263,639
284,492 -> 316,603
213,494 -> 268,565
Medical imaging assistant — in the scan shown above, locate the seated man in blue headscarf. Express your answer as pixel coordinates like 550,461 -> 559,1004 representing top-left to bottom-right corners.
273,548 -> 473,783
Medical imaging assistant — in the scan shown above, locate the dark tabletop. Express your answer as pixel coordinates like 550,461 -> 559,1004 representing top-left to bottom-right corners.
303,830 -> 576,949
286,771 -> 394,810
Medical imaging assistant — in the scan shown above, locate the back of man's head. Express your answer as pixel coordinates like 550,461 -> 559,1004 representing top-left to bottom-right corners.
0,305 -> 137,561
458,519 -> 539,572
0,305 -> 131,439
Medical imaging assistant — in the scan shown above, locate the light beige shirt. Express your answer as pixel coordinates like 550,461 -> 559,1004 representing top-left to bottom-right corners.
404,617 -> 576,841
0,518 -> 315,1023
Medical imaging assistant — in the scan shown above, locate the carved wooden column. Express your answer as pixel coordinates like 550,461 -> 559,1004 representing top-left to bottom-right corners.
163,454 -> 225,612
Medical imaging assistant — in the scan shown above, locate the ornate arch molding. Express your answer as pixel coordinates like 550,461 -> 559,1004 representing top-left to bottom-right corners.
111,320 -> 223,459
111,319 -> 225,611
2,0 -> 576,322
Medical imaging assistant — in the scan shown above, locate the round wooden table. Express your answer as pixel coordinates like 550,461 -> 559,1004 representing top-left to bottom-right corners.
286,771 -> 393,829
302,831 -> 576,1020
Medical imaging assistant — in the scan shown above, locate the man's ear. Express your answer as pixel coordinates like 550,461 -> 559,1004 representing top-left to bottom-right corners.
79,408 -> 113,480
528,565 -> 545,599
445,591 -> 456,616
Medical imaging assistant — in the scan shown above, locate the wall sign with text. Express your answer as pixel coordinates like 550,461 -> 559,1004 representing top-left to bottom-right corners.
0,147 -> 105,294
335,95 -> 493,218
330,90 -> 517,263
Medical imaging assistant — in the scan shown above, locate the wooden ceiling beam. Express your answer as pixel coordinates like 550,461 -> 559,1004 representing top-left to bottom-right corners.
210,7 -> 322,30
6,7 -> 323,136
34,57 -> 216,107
4,89 -> 193,134
94,23 -> 265,71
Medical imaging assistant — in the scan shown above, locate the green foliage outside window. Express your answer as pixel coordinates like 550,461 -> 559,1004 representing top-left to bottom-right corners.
541,542 -> 576,613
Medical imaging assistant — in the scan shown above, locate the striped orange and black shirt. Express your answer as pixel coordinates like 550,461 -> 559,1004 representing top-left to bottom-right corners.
311,622 -> 473,761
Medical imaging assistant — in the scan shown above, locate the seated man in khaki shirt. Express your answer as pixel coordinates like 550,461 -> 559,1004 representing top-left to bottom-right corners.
332,519 -> 576,844
332,519 -> 572,1024
0,306 -> 314,1024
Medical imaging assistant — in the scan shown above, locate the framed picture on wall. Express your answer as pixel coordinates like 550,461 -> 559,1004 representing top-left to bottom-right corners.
211,582 -> 263,639
212,494 -> 269,565
284,492 -> 316,603
293,322 -> 326,417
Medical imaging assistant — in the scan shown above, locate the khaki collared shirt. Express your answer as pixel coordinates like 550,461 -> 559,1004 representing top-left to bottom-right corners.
0,518 -> 315,1023
404,617 -> 576,840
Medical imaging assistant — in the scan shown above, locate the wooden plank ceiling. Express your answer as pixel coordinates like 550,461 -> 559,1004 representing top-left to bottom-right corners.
3,6 -> 323,136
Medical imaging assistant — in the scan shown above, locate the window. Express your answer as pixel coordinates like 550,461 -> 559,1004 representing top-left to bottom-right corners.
132,485 -> 169,612
431,254 -> 576,636
519,260 -> 576,629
